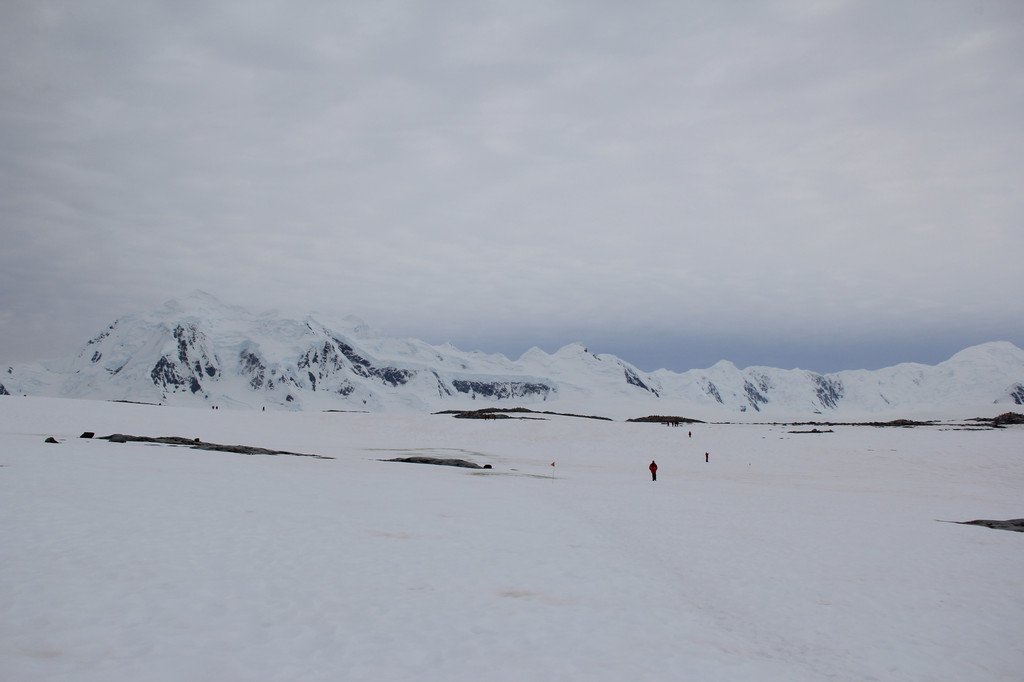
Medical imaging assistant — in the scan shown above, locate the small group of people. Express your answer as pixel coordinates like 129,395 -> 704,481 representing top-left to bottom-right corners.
648,451 -> 709,481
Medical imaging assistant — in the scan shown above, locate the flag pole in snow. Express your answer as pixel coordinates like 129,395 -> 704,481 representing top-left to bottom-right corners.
551,461 -> 555,483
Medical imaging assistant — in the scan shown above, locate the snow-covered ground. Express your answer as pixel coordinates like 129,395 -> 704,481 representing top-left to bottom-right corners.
1,397 -> 1021,681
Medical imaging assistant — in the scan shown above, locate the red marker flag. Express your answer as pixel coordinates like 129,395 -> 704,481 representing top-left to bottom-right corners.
551,462 -> 555,467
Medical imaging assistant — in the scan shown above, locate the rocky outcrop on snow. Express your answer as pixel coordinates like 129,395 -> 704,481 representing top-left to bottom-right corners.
1001,383 -> 1024,405
100,433 -> 331,459
954,519 -> 1024,533
383,456 -> 491,469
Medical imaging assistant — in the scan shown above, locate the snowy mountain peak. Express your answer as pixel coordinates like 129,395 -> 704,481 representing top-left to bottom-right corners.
553,342 -> 596,360
2,295 -> 1022,418
161,290 -> 239,317
518,346 -> 549,362
708,359 -> 740,373
945,340 -> 1024,366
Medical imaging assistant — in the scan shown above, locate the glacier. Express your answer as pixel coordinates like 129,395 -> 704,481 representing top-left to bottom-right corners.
2,291 -> 1023,419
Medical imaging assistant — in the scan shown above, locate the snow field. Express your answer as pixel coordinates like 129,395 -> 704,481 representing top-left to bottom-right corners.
1,397 -> 1022,681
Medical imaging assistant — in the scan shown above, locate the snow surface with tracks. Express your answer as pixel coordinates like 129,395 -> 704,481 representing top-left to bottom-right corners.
1,397 -> 1021,680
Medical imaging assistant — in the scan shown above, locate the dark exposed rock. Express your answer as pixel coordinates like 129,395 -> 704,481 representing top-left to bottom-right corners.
433,371 -> 453,398
779,419 -> 936,428
374,366 -> 416,387
173,324 -> 219,379
142,324 -> 219,397
45,436 -> 59,443
298,341 -> 346,377
702,380 -> 723,404
451,380 -> 553,400
151,356 -> 188,391
992,411 -> 1024,426
453,410 -> 512,419
865,419 -> 933,427
749,370 -> 772,395
384,456 -> 489,469
744,380 -> 768,412
86,322 -> 116,346
298,337 -> 417,389
627,415 -> 705,423
812,374 -> 844,409
332,337 -> 372,372
438,407 -> 612,421
624,367 -> 659,396
239,348 -> 267,390
148,325 -> 220,396
99,434 -> 332,459
955,519 -> 1024,532
80,431 -> 95,439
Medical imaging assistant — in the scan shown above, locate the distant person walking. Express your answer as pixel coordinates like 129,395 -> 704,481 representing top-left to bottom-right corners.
705,452 -> 709,463
649,460 -> 658,481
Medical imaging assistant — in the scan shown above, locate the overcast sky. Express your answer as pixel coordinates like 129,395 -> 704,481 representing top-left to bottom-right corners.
2,1 -> 1022,373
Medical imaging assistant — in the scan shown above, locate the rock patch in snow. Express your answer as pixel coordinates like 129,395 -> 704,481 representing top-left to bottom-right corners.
99,434 -> 332,459
436,407 -> 612,421
955,518 -> 1024,532
627,415 -> 706,424
384,456 -> 492,469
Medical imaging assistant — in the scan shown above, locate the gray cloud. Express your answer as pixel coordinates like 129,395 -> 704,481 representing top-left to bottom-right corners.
2,1 -> 1022,373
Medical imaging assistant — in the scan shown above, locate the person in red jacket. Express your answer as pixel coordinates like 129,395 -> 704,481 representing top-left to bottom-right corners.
649,460 -> 658,481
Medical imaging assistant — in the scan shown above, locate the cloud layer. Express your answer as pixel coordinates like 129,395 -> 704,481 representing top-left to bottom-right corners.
2,1 -> 1022,372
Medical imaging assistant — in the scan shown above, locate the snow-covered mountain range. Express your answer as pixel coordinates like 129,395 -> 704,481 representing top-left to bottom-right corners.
3,292 -> 1023,419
